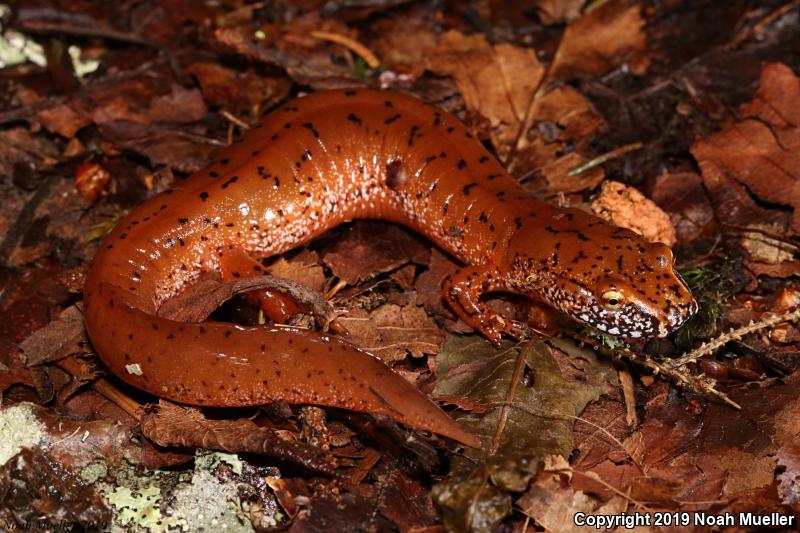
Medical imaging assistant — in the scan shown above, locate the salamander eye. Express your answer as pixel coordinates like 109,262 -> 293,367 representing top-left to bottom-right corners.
601,290 -> 624,310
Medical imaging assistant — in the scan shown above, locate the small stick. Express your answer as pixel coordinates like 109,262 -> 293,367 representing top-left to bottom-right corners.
220,110 -> 251,131
56,356 -> 141,418
567,142 -> 643,176
310,30 -> 380,69
669,308 -> 800,370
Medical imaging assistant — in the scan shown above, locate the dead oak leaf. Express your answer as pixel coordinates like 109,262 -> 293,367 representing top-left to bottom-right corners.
550,0 -> 651,81
427,30 -> 545,137
693,63 -> 800,236
692,63 -> 800,277
267,249 -> 327,294
18,306 -> 87,366
320,222 -> 429,286
426,31 -> 606,190
516,472 -> 598,533
340,301 -> 443,361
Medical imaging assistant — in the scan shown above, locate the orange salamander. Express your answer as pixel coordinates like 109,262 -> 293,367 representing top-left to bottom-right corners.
83,89 -> 698,448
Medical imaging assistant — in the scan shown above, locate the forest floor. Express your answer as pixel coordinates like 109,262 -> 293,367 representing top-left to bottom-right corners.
0,1 -> 799,531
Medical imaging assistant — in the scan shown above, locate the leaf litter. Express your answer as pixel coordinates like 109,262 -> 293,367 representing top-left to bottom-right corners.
1,0 -> 799,531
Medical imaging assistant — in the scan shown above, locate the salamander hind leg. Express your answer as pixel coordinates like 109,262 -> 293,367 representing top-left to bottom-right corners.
217,248 -> 347,333
218,248 -> 304,323
442,266 -> 530,347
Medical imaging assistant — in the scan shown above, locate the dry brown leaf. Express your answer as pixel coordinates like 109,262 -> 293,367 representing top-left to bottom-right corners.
18,306 -> 87,366
532,0 -> 587,25
427,30 -> 545,137
340,299 -> 444,361
140,401 -> 335,475
649,172 -> 718,253
550,0 -> 651,80
426,30 -> 606,189
320,222 -> 429,285
692,63 -> 800,278
370,16 -> 437,77
267,249 -> 327,293
517,473 -> 596,533
694,64 -> 800,234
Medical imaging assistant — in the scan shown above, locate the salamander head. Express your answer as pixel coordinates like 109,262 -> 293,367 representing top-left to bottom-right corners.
508,209 -> 698,338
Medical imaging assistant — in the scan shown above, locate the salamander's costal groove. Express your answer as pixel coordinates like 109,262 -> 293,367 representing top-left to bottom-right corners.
84,89 -> 697,449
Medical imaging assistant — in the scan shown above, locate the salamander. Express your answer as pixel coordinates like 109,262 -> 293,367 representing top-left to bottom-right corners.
83,89 -> 698,449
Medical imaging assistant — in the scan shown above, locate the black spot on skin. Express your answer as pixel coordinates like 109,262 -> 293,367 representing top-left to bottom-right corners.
514,217 -> 522,229
487,173 -> 501,180
384,100 -> 393,107
178,218 -> 189,225
200,192 -> 209,201
407,125 -> 421,146
271,134 -> 279,141
478,212 -> 488,223
447,126 -> 455,133
457,159 -> 467,170
479,155 -> 489,163
220,158 -> 230,166
224,330 -> 232,338
284,122 -> 292,129
347,113 -> 362,125
257,166 -> 269,178
385,160 -> 406,189
443,201 -> 449,214
119,233 -> 127,240
209,171 -> 219,178
463,183 -> 477,195
571,250 -> 588,263
221,176 -> 239,189
497,191 -> 506,200
302,122 -> 320,138
344,89 -> 357,96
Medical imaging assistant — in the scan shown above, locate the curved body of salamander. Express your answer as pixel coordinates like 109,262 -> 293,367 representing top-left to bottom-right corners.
84,89 -> 697,448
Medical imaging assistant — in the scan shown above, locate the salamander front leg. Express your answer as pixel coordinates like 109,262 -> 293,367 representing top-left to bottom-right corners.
442,266 -> 530,347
